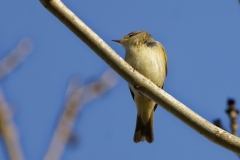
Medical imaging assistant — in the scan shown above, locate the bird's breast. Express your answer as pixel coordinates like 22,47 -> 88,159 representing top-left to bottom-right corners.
124,45 -> 166,87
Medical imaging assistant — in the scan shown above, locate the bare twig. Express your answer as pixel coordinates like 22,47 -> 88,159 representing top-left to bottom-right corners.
226,99 -> 239,136
44,71 -> 117,160
0,37 -> 33,160
40,0 -> 240,154
82,70 -> 117,103
0,38 -> 33,80
44,86 -> 83,160
0,89 -> 24,160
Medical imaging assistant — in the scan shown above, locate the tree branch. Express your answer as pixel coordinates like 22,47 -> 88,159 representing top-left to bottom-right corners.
0,38 -> 33,80
44,71 -> 117,160
0,38 -> 32,160
39,0 -> 240,154
0,89 -> 24,160
44,86 -> 83,160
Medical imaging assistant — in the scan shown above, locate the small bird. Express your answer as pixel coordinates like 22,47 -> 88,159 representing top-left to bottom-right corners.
112,31 -> 167,143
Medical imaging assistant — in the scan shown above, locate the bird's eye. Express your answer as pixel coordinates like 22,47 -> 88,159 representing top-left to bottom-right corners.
128,34 -> 134,37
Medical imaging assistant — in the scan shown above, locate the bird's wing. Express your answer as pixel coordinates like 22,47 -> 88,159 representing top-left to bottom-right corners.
129,87 -> 135,100
157,42 -> 168,76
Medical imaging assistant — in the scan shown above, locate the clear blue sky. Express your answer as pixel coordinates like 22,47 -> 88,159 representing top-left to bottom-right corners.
0,0 -> 240,160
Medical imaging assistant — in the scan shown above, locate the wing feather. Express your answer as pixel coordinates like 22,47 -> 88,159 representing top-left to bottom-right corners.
157,42 -> 168,76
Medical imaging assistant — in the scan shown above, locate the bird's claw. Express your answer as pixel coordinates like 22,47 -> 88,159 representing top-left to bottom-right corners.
134,84 -> 140,89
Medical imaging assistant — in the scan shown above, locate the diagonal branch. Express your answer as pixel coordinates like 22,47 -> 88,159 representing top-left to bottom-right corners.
40,0 -> 240,154
0,38 -> 33,80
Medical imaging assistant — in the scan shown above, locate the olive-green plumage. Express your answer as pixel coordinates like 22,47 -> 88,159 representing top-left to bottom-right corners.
113,31 -> 167,143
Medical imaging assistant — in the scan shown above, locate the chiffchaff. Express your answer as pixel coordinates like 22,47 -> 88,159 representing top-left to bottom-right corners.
113,31 -> 167,143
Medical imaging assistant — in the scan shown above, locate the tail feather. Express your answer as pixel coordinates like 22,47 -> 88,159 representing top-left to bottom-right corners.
133,110 -> 154,143
144,111 -> 154,143
134,115 -> 145,142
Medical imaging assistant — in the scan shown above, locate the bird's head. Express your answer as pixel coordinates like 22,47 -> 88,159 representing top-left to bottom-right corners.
112,31 -> 153,48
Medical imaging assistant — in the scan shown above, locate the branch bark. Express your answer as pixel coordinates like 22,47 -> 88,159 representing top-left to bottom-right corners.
40,0 -> 240,154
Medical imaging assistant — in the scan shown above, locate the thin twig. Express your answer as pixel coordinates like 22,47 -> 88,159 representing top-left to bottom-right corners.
44,86 -> 83,160
0,38 -> 33,80
0,89 -> 24,160
226,99 -> 239,136
44,71 -> 117,160
0,37 -> 33,160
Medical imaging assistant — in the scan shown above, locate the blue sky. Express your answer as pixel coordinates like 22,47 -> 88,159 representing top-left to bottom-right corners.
0,0 -> 240,159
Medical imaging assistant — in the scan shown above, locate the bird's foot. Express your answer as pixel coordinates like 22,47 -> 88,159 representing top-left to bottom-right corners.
134,84 -> 140,90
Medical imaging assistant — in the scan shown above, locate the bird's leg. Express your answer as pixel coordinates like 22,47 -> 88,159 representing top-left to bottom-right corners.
132,67 -> 137,73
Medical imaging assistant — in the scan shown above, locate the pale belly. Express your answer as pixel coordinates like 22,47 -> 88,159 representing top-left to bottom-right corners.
124,46 -> 166,88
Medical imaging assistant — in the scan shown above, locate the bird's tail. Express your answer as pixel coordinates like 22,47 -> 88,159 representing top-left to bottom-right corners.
133,110 -> 154,143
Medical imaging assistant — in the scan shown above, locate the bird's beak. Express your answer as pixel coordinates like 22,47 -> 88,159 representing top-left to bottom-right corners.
112,40 -> 121,43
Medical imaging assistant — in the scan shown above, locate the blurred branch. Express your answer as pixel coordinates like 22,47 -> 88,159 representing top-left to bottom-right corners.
44,86 -> 82,160
0,38 -> 33,80
44,71 -> 117,160
40,0 -> 240,154
0,89 -> 24,160
0,37 -> 33,160
82,70 -> 117,103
